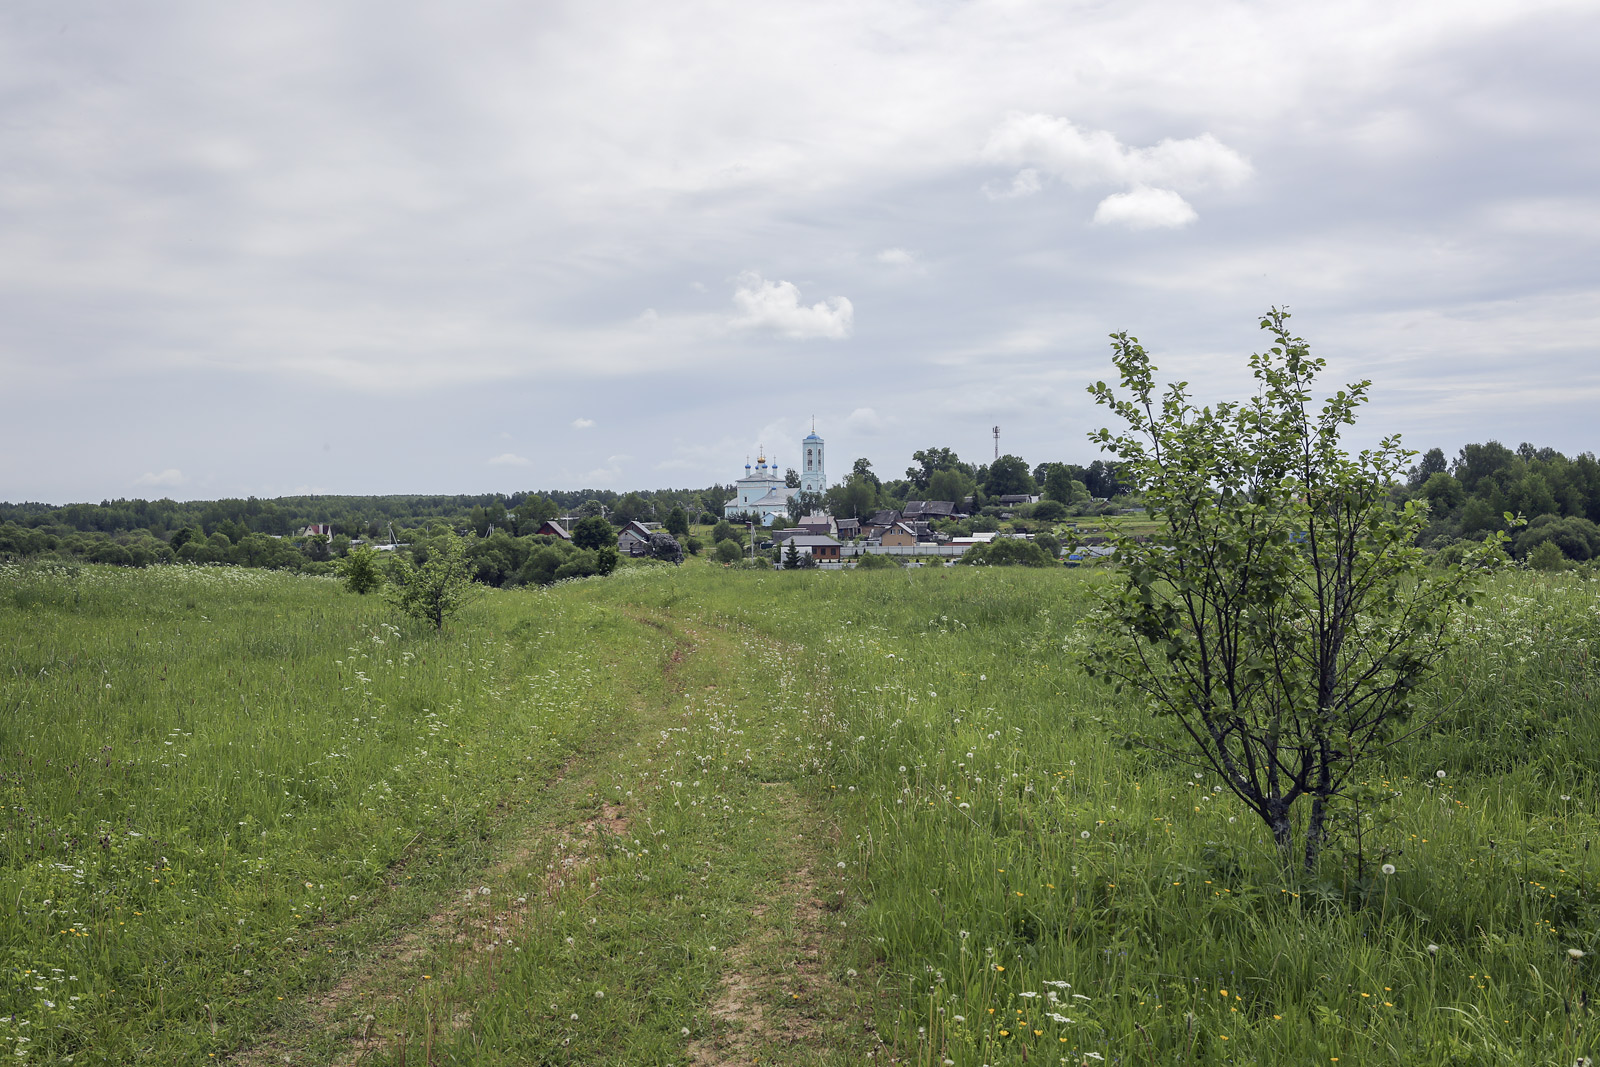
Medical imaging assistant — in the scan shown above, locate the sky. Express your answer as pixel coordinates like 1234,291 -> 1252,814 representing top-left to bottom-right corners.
3,0 -> 1598,504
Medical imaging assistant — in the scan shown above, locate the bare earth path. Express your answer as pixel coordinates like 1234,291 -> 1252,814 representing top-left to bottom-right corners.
232,600 -> 885,1066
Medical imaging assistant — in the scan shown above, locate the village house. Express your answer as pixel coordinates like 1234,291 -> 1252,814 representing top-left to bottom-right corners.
783,533 -> 842,565
535,520 -> 572,541
880,523 -> 918,548
617,520 -> 662,557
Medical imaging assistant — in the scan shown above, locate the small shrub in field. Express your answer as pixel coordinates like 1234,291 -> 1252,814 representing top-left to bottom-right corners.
386,531 -> 482,629
339,544 -> 384,594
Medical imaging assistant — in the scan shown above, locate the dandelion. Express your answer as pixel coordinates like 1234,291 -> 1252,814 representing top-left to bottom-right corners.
953,1015 -> 965,1023
570,1013 -> 579,1020
1427,944 -> 1440,955
1570,948 -> 1586,960
1436,770 -> 1447,779
846,969 -> 858,979
1381,864 -> 1396,876
594,990 -> 604,998
681,1027 -> 690,1036
1080,830 -> 1090,839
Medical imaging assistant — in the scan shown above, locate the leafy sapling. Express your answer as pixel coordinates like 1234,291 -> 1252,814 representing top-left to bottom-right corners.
1084,308 -> 1508,871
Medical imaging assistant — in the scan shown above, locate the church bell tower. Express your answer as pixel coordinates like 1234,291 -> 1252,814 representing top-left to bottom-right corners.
800,423 -> 825,496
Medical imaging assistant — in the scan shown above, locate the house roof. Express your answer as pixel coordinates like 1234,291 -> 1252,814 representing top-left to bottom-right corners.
539,520 -> 571,540
786,534 -> 841,547
868,509 -> 900,526
902,500 -> 957,518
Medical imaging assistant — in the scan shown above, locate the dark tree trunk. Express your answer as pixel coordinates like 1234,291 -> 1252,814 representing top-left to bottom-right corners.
1304,793 -> 1329,872
1268,801 -> 1294,861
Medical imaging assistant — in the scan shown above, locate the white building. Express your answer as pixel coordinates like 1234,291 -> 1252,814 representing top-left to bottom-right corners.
724,429 -> 828,524
800,428 -> 826,495
723,451 -> 797,525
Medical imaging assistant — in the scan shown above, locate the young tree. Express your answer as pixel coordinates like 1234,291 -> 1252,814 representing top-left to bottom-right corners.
339,544 -> 384,594
664,506 -> 690,538
783,539 -> 801,569
1084,309 -> 1507,871
386,532 -> 483,630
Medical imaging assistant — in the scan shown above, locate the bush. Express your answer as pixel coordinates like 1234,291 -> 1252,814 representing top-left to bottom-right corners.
854,552 -> 901,570
685,536 -> 703,556
714,539 -> 744,564
1528,539 -> 1568,571
1032,498 -> 1068,522
958,538 -> 1055,567
572,516 -> 615,551
1033,532 -> 1061,559
339,544 -> 384,594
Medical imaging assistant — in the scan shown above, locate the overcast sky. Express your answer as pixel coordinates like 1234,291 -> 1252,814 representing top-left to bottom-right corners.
4,0 -> 1598,504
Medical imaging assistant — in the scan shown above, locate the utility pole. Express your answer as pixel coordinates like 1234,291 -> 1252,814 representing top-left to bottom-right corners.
993,425 -> 1000,461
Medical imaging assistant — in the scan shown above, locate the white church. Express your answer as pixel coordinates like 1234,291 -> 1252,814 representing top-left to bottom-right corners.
723,428 -> 827,524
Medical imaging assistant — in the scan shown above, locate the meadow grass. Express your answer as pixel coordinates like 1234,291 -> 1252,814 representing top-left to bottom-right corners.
3,560 -> 1598,1065
0,562 -> 651,1063
587,564 -> 1600,1065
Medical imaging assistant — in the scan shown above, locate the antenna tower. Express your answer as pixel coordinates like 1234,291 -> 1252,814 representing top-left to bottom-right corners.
992,425 -> 1000,461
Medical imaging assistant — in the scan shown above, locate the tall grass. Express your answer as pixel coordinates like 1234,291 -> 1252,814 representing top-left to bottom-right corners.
0,562 -> 650,1063
595,565 -> 1600,1065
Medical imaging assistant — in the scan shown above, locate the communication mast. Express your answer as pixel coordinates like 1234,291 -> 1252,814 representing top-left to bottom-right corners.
992,425 -> 1000,461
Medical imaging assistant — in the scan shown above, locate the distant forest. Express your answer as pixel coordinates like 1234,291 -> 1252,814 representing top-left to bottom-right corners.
2,441 -> 1597,574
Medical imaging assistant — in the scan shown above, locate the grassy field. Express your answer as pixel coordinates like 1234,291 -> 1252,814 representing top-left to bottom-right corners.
3,561 -> 1599,1064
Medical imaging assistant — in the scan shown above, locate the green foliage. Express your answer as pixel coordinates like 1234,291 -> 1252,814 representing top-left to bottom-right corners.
596,545 -> 620,576
853,551 -> 900,569
664,506 -> 690,538
983,453 -> 1036,497
1517,514 -> 1600,562
1086,309 -> 1506,870
515,493 -> 559,531
714,538 -> 744,564
1031,498 -> 1068,522
958,537 -> 1055,567
1528,538 -> 1568,571
572,515 -> 615,551
339,543 -> 384,594
684,535 -> 703,556
711,520 -> 739,544
385,532 -> 483,629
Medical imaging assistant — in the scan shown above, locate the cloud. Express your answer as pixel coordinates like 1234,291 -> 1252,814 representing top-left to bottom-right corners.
730,272 -> 853,340
982,168 -> 1043,201
487,453 -> 533,467
1093,187 -> 1199,230
574,455 -> 630,485
982,114 -> 1250,224
983,115 -> 1252,191
844,406 -> 886,434
875,247 -> 917,266
572,417 -> 595,429
133,468 -> 185,488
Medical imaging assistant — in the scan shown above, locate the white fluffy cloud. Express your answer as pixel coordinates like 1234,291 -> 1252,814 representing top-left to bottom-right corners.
730,273 -> 853,340
876,248 -> 917,266
1093,187 -> 1199,230
983,114 -> 1252,191
572,417 -> 595,429
982,114 -> 1250,225
488,453 -> 533,467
